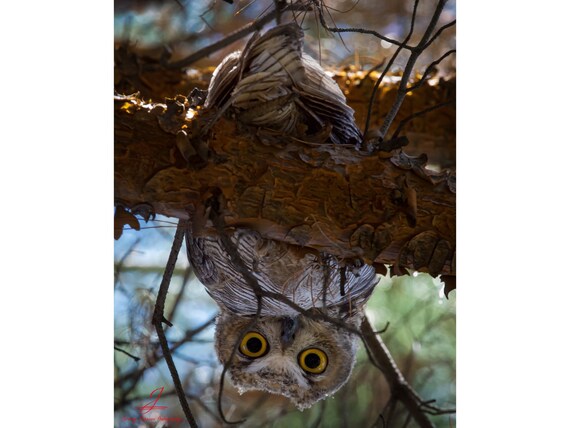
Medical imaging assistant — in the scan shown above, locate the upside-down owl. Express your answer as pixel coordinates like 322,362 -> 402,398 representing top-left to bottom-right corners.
186,23 -> 378,410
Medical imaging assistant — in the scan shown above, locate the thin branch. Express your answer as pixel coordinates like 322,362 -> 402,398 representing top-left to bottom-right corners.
363,0 -> 420,138
114,346 -> 141,362
312,0 -> 413,50
392,99 -> 453,139
167,264 -> 193,322
114,315 -> 216,406
361,317 -> 438,428
378,0 -> 448,138
423,406 -> 457,416
360,58 -> 387,86
402,411 -> 414,428
406,49 -> 456,93
374,321 -> 390,335
183,392 -> 224,424
216,298 -> 262,425
159,2 -> 309,70
424,19 -> 456,51
152,220 -> 199,428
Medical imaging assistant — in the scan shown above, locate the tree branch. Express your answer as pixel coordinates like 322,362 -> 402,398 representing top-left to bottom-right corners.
363,0 -> 420,138
379,0 -> 449,138
361,317 -> 452,428
114,93 -> 455,278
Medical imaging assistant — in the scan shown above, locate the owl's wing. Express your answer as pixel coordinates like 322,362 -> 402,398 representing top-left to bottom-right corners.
187,230 -> 377,318
186,230 -> 294,316
282,254 -> 377,318
242,23 -> 304,82
229,24 -> 305,134
204,51 -> 241,109
205,24 -> 304,111
294,53 -> 362,145
204,23 -> 362,145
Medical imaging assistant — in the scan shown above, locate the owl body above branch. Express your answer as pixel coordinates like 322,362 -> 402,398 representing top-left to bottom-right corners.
202,22 -> 362,146
185,23 -> 379,410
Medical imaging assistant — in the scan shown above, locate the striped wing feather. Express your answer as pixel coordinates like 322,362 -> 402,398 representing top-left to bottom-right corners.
204,23 -> 362,145
187,230 -> 377,318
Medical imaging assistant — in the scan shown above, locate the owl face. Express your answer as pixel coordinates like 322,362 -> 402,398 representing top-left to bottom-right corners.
215,310 -> 361,410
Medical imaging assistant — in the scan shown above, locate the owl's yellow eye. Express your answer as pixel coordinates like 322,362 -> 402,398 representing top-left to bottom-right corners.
239,332 -> 268,358
298,348 -> 328,374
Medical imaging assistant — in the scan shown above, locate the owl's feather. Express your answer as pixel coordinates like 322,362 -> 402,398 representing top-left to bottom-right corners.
205,23 -> 362,145
187,229 -> 377,318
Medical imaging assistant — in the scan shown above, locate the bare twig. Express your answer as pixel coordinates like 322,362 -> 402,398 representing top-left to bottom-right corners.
424,19 -> 456,51
370,410 -> 386,428
152,220 -> 199,428
360,58 -> 387,86
406,49 -> 456,93
114,346 -> 141,362
216,299 -> 262,425
392,99 -> 453,139
378,0 -> 449,139
363,0 -> 420,138
167,264 -> 193,322
114,316 -> 216,394
402,411 -> 414,428
159,2 -> 309,70
361,316 -> 436,428
374,321 -> 390,335
312,0 -> 413,50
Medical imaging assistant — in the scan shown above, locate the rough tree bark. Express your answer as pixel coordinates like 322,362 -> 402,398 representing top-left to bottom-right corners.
115,75 -> 455,279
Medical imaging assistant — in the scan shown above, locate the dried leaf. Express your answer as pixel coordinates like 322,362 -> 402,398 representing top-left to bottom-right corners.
114,206 -> 140,240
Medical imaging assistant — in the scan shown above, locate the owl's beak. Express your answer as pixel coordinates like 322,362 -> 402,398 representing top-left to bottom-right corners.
280,316 -> 299,350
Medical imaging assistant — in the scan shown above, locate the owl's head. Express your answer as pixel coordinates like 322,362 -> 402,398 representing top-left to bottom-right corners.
214,310 -> 362,410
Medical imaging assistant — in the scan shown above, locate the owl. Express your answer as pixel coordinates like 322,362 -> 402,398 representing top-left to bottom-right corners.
186,23 -> 375,410
203,22 -> 362,146
186,229 -> 378,410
